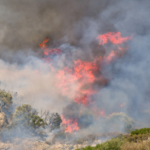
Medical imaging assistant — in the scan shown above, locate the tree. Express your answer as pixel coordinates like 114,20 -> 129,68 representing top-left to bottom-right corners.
0,90 -> 13,112
12,104 -> 46,129
39,110 -> 62,131
51,113 -> 62,130
32,115 -> 46,128
13,104 -> 33,117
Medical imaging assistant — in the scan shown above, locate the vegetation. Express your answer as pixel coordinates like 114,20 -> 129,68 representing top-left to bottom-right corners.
126,134 -> 149,143
0,91 -> 62,141
2,90 -> 150,150
74,134 -> 97,145
0,90 -> 13,113
39,110 -> 62,131
32,115 -> 46,128
76,137 -> 125,150
12,104 -> 39,128
0,92 -> 62,131
50,113 -> 62,130
0,90 -> 13,107
121,140 -> 150,150
76,128 -> 150,150
130,128 -> 150,136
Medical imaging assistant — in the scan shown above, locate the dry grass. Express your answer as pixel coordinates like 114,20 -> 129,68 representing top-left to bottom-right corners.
121,141 -> 150,150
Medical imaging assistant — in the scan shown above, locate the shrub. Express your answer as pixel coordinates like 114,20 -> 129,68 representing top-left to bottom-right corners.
130,128 -> 150,136
52,113 -> 62,129
121,140 -> 150,150
32,115 -> 46,128
126,134 -> 149,143
41,112 -> 62,130
12,104 -> 46,129
13,104 -> 33,118
0,90 -> 13,111
76,137 -> 125,150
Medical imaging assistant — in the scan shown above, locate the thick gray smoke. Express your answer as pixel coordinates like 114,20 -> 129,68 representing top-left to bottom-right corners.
0,0 -> 150,141
0,0 -> 124,63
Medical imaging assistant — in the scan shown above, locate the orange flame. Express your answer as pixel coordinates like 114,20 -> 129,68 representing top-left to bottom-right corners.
97,32 -> 133,45
39,38 -> 49,49
39,38 -> 61,71
55,59 -> 104,105
39,38 -> 61,56
96,32 -> 133,64
39,32 -> 133,132
61,116 -> 79,133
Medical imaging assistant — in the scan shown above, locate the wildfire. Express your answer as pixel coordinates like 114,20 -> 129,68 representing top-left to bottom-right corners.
39,38 -> 61,56
61,116 -> 79,133
39,32 -> 133,133
39,38 -> 61,71
55,59 -> 102,104
96,32 -> 133,45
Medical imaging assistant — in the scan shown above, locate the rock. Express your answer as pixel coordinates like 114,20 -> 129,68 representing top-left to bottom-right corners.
0,112 -> 8,129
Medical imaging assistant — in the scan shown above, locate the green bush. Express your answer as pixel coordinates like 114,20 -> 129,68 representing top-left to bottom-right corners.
49,113 -> 62,130
39,110 -> 62,130
12,104 -> 46,129
130,128 -> 150,136
76,137 -> 125,150
53,113 -> 62,128
32,115 -> 46,128
13,104 -> 33,117
0,90 -> 13,110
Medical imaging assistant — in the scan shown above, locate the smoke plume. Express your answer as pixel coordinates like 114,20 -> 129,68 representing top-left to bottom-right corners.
0,0 -> 150,141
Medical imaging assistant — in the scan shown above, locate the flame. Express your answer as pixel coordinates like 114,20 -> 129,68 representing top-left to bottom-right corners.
39,38 -> 61,56
39,38 -> 49,49
96,32 -> 133,45
97,32 -> 133,64
39,32 -> 133,133
55,59 -> 105,105
61,116 -> 79,133
39,38 -> 61,71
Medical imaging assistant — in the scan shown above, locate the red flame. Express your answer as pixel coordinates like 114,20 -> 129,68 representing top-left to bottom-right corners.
39,38 -> 49,49
96,32 -> 133,45
39,38 -> 61,71
61,116 -> 79,133
39,32 -> 133,133
55,59 -> 105,105
39,38 -> 61,56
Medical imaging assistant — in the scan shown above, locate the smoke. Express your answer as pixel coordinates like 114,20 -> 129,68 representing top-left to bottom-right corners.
0,0 -> 150,144
0,1 -> 106,56
94,0 -> 150,125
